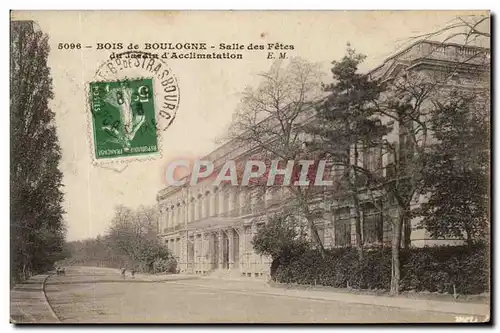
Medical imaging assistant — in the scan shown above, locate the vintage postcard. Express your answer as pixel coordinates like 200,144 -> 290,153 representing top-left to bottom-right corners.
10,11 -> 491,324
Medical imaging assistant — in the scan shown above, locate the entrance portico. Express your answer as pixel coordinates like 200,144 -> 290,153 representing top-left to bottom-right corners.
181,216 -> 243,275
165,215 -> 270,278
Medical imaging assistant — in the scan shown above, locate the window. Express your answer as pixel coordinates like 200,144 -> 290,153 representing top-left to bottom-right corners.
362,203 -> 383,245
334,207 -> 351,247
385,151 -> 396,179
244,226 -> 252,252
316,223 -> 325,245
204,195 -> 210,218
190,198 -> 195,221
214,192 -> 219,215
197,196 -> 202,220
230,190 -> 238,216
399,121 -> 415,168
363,146 -> 382,175
222,191 -> 229,214
332,165 -> 345,183
188,237 -> 194,262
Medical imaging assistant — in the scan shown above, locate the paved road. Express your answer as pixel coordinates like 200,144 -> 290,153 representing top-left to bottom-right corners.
44,266 -> 465,323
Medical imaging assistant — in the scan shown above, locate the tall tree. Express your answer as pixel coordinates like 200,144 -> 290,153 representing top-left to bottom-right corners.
418,92 -> 489,246
307,44 -> 390,260
310,42 -> 488,294
106,205 -> 171,272
357,69 -> 447,294
252,212 -> 310,279
370,60 -> 487,294
10,21 -> 66,283
409,14 -> 490,45
225,58 -> 327,257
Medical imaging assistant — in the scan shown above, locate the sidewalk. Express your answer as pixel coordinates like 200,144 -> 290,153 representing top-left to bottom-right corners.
260,286 -> 490,317
164,276 -> 490,318
10,274 -> 60,324
130,271 -> 200,282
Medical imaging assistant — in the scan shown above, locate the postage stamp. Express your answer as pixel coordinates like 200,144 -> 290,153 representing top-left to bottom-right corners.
89,78 -> 158,159
88,51 -> 180,164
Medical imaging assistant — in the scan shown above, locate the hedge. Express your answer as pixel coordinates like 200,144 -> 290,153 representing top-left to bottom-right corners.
273,244 -> 488,294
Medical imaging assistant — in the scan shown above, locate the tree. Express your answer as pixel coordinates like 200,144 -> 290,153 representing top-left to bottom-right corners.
62,205 -> 176,273
418,92 -> 489,246
366,52 -> 487,293
225,58 -> 328,257
307,44 -> 390,260
407,16 -> 490,248
10,21 -> 66,283
311,40 -> 488,294
252,213 -> 309,279
408,14 -> 490,46
107,205 -> 173,272
374,21 -> 490,293
365,70 -> 442,294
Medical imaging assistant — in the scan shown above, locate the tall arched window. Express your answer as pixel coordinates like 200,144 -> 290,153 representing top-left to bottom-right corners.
213,189 -> 219,216
197,194 -> 203,220
204,192 -> 210,218
190,198 -> 195,222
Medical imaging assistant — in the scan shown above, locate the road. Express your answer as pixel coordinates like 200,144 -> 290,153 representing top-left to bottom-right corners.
43,266 -> 467,323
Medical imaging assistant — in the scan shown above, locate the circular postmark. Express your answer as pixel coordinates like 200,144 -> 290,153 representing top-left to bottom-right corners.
89,51 -> 180,161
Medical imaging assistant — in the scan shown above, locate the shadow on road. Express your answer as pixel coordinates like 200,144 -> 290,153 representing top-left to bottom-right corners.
47,276 -> 202,286
11,287 -> 45,293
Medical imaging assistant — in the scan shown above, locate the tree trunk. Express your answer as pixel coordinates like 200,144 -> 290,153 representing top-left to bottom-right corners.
270,258 -> 280,280
352,192 -> 364,261
351,145 -> 364,261
390,213 -> 403,295
297,190 -> 326,259
307,214 -> 326,259
402,204 -> 412,248
465,228 -> 473,248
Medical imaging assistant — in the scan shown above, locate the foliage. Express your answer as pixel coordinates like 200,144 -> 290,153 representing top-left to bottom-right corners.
274,247 -> 391,290
309,41 -> 489,294
307,44 -> 391,260
400,244 -> 489,294
10,21 -> 66,284
60,205 -> 176,274
418,93 -> 489,244
314,44 -> 389,153
153,257 -> 177,274
225,57 -> 328,256
409,15 -> 490,46
274,244 -> 488,295
252,213 -> 310,262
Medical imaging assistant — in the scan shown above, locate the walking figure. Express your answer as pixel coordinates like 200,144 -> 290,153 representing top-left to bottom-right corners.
56,267 -> 65,276
131,268 -> 135,279
120,268 -> 126,279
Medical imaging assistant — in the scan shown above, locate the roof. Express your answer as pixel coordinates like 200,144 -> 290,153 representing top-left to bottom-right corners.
368,40 -> 490,80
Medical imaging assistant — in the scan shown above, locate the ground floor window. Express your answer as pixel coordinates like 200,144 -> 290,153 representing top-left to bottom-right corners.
316,223 -> 325,245
362,203 -> 383,245
334,207 -> 351,247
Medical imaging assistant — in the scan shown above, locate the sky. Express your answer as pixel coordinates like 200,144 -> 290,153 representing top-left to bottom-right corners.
11,10 -> 489,241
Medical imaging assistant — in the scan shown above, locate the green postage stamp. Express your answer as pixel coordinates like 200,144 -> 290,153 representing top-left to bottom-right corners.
89,78 -> 159,159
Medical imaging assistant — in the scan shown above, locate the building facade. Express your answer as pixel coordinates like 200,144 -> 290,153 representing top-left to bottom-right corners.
156,41 -> 489,278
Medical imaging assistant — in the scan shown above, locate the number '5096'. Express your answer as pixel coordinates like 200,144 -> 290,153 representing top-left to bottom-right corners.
58,43 -> 81,50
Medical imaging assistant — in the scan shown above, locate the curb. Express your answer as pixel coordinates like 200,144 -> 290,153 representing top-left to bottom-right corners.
257,289 -> 489,317
168,280 -> 489,317
41,274 -> 61,323
10,273 -> 61,324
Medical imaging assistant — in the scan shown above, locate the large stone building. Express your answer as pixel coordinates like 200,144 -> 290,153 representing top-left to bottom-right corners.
156,40 -> 489,278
